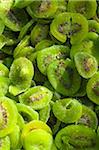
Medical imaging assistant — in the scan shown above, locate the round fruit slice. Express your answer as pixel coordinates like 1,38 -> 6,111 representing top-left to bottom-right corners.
0,97 -> 18,138
28,0 -> 58,18
9,57 -> 34,96
67,0 -> 97,19
70,40 -> 93,60
53,98 -> 82,123
77,105 -> 98,130
55,125 -> 98,150
74,52 -> 98,79
19,86 -> 53,110
87,72 -> 99,105
37,45 -> 70,75
21,120 -> 52,141
16,103 -> 39,122
50,12 -> 88,44
22,129 -> 53,150
47,59 -> 81,96
31,23 -> 49,46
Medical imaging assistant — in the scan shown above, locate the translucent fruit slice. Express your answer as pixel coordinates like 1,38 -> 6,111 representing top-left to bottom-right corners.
9,57 -> 34,96
52,98 -> 82,123
77,105 -> 98,130
55,125 -> 98,150
47,59 -> 81,96
0,97 -> 18,138
37,45 -> 70,75
50,12 -> 88,44
67,0 -> 97,19
19,86 -> 53,110
74,52 -> 98,79
87,72 -> 99,105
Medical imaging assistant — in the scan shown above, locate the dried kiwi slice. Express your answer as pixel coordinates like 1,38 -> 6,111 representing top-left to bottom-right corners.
37,45 -> 70,75
68,0 -> 97,19
77,105 -> 98,130
70,40 -> 93,60
22,129 -> 53,150
16,103 -> 39,122
31,23 -> 49,46
74,52 -> 98,79
47,59 -> 81,96
9,57 -> 34,96
19,86 -> 53,110
87,72 -> 99,105
0,136 -> 10,150
28,0 -> 58,19
0,97 -> 18,137
53,98 -> 82,124
55,125 -> 98,150
22,120 -> 52,138
50,12 -> 88,44
0,8 -> 29,32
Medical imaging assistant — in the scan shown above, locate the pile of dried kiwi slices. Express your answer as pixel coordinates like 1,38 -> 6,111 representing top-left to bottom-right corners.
0,0 -> 99,149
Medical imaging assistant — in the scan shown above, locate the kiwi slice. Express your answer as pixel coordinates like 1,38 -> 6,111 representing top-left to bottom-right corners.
87,72 -> 99,105
55,125 -> 99,150
0,8 -> 29,32
37,45 -> 70,75
16,103 -> 39,122
31,23 -> 49,46
0,63 -> 9,77
77,105 -> 98,130
0,97 -> 18,138
39,104 -> 51,123
28,0 -> 58,19
21,120 -> 53,150
22,120 -> 52,138
74,52 -> 98,79
0,136 -> 10,150
50,12 -> 88,44
70,40 -> 93,60
68,0 -> 97,19
53,98 -> 82,124
22,129 -> 53,150
9,57 -> 34,96
47,59 -> 81,96
19,86 -> 53,110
